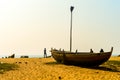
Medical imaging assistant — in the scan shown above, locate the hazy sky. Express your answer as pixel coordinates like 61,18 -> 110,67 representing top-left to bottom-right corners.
0,0 -> 120,55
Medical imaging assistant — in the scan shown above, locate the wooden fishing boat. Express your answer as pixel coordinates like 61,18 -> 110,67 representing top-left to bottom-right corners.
51,6 -> 113,67
51,47 -> 113,67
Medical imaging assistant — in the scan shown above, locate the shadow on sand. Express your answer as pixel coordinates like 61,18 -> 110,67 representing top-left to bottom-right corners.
45,60 -> 120,72
83,65 -> 120,72
45,62 -> 60,65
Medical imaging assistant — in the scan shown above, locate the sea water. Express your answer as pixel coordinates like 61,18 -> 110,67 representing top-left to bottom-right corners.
0,53 -> 51,58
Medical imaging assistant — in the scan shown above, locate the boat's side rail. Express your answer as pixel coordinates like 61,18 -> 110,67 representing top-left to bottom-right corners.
51,47 -> 113,54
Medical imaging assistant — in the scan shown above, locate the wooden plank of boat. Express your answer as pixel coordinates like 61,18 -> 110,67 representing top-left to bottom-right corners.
51,47 -> 113,67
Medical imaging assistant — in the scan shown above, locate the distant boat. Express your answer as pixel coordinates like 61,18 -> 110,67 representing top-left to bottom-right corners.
51,47 -> 113,67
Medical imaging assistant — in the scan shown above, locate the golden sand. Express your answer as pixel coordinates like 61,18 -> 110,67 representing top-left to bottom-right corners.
0,57 -> 120,80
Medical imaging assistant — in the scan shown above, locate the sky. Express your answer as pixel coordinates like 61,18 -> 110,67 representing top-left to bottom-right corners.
0,0 -> 120,55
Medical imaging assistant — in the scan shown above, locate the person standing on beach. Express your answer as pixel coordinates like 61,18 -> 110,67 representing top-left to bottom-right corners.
100,48 -> 104,53
44,48 -> 47,58
90,49 -> 93,53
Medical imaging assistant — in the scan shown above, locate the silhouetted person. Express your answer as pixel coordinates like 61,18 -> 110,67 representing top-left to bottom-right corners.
44,48 -> 47,58
75,49 -> 78,53
90,49 -> 93,53
100,48 -> 104,53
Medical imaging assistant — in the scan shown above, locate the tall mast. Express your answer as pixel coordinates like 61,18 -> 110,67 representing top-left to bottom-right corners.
70,6 -> 74,52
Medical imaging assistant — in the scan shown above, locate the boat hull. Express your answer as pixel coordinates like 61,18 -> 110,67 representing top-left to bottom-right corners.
51,47 -> 113,67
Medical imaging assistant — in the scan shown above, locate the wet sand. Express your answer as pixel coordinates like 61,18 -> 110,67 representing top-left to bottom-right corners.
0,57 -> 120,80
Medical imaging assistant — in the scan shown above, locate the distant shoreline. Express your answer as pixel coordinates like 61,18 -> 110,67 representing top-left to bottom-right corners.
0,53 -> 118,58
0,54 -> 48,58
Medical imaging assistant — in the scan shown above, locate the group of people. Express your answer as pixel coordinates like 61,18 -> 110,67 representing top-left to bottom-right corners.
90,48 -> 104,53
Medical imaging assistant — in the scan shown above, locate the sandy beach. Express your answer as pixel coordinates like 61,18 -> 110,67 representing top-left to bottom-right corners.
0,57 -> 120,80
